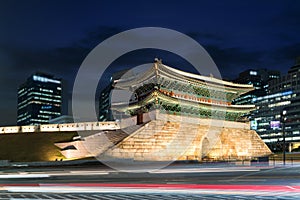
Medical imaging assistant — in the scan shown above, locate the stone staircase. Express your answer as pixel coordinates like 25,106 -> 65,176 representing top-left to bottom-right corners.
56,130 -> 131,160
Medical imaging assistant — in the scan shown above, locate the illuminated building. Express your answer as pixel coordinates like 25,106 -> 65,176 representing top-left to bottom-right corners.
233,69 -> 280,105
10,60 -> 271,161
49,115 -> 75,124
17,73 -> 63,125
111,59 -> 256,122
99,83 -> 113,121
250,57 -> 300,152
91,59 -> 271,161
9,60 -> 271,162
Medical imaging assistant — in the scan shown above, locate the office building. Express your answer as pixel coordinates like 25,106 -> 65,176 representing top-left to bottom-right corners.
99,83 -> 113,121
233,69 -> 280,105
98,69 -> 136,121
17,73 -> 62,125
250,57 -> 300,152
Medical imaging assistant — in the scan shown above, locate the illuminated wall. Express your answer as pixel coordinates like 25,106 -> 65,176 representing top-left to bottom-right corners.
0,121 -> 120,134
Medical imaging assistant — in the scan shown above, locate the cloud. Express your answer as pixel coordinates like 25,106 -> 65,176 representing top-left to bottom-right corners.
0,21 -> 298,125
265,42 -> 300,73
204,45 -> 263,79
271,43 -> 300,62
78,26 -> 124,48
0,26 -> 124,125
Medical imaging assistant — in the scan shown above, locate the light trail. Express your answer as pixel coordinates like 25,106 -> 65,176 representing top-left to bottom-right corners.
150,167 -> 260,173
1,183 -> 300,196
0,174 -> 49,179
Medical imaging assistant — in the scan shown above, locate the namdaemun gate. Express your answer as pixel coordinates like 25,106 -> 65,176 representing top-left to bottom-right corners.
56,59 -> 272,161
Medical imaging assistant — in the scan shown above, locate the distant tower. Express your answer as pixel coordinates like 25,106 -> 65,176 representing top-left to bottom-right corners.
17,73 -> 63,125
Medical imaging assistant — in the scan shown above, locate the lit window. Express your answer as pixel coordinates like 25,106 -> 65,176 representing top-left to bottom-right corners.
33,75 -> 61,84
250,71 -> 257,76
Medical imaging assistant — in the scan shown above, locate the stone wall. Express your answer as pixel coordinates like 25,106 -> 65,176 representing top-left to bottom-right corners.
103,112 -> 271,161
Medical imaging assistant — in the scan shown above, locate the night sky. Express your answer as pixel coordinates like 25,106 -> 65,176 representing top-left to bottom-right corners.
0,0 -> 300,126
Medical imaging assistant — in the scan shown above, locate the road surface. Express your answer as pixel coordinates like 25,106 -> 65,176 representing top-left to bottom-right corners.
1,162 -> 300,199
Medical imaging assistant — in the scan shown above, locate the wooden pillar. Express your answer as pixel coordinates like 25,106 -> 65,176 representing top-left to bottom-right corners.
137,110 -> 143,125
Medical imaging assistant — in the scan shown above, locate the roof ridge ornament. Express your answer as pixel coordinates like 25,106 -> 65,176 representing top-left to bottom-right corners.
154,58 -> 162,78
154,58 -> 162,64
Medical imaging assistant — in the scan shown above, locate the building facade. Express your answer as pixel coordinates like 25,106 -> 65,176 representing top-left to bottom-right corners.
249,57 -> 300,152
98,69 -> 138,121
17,73 -> 63,125
233,69 -> 280,105
99,83 -> 113,121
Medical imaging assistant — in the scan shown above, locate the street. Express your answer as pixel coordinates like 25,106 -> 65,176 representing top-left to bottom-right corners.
1,163 -> 300,199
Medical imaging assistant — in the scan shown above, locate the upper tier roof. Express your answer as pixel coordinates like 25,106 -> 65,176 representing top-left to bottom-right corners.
114,59 -> 254,95
161,63 -> 252,89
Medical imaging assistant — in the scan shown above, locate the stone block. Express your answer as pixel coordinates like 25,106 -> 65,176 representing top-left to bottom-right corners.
103,115 -> 272,162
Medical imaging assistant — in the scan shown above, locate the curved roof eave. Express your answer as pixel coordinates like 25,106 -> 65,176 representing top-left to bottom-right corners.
160,64 -> 253,89
112,90 -> 255,112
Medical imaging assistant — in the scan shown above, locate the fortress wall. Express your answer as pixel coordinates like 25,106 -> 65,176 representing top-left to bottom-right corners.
40,124 -> 60,132
21,125 -> 37,133
119,115 -> 137,128
91,122 -> 120,130
103,112 -> 270,162
59,123 -> 85,131
2,126 -> 20,133
0,121 -> 120,134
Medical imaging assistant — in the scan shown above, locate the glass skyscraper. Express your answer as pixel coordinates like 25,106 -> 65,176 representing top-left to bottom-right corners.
17,73 -> 62,125
249,57 -> 300,152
